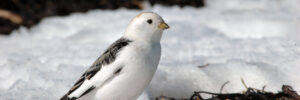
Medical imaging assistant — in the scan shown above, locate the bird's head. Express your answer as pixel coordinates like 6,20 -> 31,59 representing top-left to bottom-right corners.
124,12 -> 169,43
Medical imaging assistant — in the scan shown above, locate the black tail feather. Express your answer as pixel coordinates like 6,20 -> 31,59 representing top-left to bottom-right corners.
60,94 -> 77,100
60,94 -> 70,100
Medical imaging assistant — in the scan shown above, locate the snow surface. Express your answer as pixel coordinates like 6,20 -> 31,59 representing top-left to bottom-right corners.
1,0 -> 300,99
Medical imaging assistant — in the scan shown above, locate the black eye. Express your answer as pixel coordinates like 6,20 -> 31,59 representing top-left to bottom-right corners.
147,19 -> 152,24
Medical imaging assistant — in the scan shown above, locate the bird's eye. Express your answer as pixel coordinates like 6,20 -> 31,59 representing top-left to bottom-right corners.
147,19 -> 152,24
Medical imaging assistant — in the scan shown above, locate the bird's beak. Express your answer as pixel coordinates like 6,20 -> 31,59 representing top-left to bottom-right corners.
158,22 -> 169,30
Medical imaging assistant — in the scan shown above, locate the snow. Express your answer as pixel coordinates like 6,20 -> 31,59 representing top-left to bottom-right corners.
1,0 -> 300,99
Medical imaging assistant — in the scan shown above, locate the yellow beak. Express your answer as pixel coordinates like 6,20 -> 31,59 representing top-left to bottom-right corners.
158,22 -> 169,30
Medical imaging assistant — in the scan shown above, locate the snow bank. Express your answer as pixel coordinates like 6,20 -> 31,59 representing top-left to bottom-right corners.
1,0 -> 300,99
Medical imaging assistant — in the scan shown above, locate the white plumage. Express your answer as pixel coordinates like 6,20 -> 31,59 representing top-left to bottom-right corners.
61,12 -> 169,100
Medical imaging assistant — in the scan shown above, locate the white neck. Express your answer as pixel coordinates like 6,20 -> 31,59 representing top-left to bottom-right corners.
123,27 -> 163,43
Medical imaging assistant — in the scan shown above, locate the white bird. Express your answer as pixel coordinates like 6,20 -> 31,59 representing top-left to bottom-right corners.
60,12 -> 169,100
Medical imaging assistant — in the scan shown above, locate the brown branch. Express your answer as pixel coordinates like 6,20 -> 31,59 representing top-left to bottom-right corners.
0,9 -> 22,24
219,81 -> 230,93
282,85 -> 300,100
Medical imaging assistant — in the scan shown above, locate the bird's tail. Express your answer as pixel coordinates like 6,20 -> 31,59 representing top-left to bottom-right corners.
60,94 -> 77,100
60,94 -> 70,100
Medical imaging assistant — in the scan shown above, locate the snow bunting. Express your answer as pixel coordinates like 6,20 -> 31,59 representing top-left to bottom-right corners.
60,12 -> 169,100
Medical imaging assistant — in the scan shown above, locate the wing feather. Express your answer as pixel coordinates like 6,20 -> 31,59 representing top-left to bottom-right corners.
60,38 -> 132,100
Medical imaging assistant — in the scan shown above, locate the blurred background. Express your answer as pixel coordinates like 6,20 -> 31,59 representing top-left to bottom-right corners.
0,0 -> 300,100
0,0 -> 204,35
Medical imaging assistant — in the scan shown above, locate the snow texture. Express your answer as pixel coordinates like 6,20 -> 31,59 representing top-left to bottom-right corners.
1,0 -> 300,100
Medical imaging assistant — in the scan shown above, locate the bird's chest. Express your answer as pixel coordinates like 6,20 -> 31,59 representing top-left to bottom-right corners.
106,42 -> 161,99
124,42 -> 161,69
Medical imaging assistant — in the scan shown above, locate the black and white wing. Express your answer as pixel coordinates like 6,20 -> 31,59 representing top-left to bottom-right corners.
60,38 -> 132,100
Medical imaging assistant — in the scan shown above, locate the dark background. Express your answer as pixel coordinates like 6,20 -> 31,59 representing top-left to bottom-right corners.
0,0 -> 204,35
